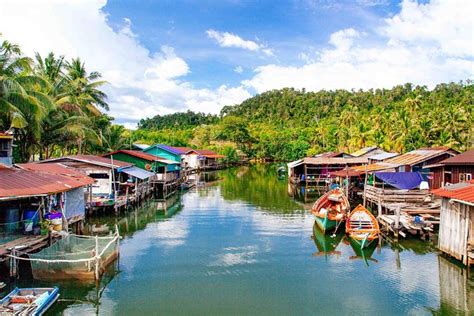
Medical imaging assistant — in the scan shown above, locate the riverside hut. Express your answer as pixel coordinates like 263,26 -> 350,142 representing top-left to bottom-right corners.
424,149 -> 474,189
433,181 -> 474,266
183,149 -> 225,171
0,163 -> 95,264
287,156 -> 368,186
102,150 -> 180,197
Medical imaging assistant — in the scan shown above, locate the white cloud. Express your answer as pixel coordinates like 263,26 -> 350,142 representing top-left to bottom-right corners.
234,66 -> 244,74
206,29 -> 274,56
0,0 -> 250,127
243,0 -> 474,93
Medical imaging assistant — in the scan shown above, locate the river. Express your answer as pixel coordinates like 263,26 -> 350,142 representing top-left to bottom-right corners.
4,164 -> 474,315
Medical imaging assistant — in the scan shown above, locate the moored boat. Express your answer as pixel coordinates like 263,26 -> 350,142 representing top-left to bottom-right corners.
345,205 -> 380,249
311,188 -> 350,233
0,287 -> 59,315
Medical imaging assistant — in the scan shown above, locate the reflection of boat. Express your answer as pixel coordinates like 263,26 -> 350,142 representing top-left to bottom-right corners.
312,223 -> 343,258
346,205 -> 380,249
311,188 -> 350,233
0,287 -> 59,315
348,238 -> 378,266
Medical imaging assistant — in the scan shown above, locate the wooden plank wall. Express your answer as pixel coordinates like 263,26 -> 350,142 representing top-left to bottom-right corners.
438,199 -> 473,265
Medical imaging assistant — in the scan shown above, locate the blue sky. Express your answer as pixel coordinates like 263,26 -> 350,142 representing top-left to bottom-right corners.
0,0 -> 472,128
103,0 -> 401,88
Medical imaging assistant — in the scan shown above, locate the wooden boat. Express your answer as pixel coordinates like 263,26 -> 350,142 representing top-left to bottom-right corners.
0,287 -> 59,315
345,205 -> 380,249
311,188 -> 350,233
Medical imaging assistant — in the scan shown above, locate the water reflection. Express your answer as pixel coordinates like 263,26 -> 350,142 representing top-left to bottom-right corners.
4,164 -> 472,315
311,223 -> 343,259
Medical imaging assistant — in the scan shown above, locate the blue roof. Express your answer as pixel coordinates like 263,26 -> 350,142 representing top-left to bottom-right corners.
144,144 -> 184,155
118,166 -> 155,180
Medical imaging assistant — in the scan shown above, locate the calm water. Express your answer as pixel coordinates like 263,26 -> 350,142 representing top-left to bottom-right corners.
3,165 -> 474,315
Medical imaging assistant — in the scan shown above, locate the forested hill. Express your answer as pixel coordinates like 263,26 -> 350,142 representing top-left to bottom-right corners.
138,110 -> 218,129
134,82 -> 473,161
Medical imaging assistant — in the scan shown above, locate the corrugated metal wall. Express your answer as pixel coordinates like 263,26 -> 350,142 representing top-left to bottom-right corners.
438,199 -> 473,265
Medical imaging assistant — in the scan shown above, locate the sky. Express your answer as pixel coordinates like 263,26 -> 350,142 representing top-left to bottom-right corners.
0,0 -> 473,128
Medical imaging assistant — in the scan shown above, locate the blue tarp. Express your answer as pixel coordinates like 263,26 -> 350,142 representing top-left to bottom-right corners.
374,172 -> 424,190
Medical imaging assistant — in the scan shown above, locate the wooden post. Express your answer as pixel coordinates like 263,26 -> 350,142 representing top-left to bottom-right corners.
95,236 -> 100,280
377,198 -> 382,217
363,164 -> 368,207
395,206 -> 401,239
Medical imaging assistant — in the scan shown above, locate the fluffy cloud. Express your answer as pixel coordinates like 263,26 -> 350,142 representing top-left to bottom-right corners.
0,0 -> 250,127
206,29 -> 274,56
243,0 -> 473,93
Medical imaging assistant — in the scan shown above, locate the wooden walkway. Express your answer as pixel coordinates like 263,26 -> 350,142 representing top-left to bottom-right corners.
0,234 -> 60,263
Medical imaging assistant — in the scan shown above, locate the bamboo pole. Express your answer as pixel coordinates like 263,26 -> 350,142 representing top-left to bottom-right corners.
95,235 -> 100,280
363,164 -> 368,207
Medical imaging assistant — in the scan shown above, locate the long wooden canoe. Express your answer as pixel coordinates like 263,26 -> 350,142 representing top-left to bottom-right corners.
345,204 -> 380,249
311,188 -> 350,233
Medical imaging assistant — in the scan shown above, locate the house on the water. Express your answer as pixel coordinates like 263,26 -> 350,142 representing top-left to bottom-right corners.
287,156 -> 368,186
433,181 -> 474,266
0,163 -> 95,263
425,149 -> 474,189
143,144 -> 190,170
183,149 -> 225,171
102,150 -> 180,197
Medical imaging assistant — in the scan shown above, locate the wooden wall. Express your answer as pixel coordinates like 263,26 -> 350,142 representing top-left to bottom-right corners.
438,199 -> 473,265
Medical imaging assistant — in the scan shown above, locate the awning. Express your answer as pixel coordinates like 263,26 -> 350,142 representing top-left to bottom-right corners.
119,166 -> 155,180
374,172 -> 424,190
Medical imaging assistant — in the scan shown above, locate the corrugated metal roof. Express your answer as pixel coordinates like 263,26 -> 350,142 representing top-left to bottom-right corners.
384,147 -> 457,166
186,149 -> 225,158
0,164 -> 95,199
369,152 -> 400,161
289,157 -> 368,168
39,155 -> 132,169
119,166 -> 155,180
351,146 -> 378,157
103,150 -> 163,162
432,181 -> 474,204
352,162 -> 398,172
132,143 -> 150,150
438,149 -> 474,165
18,162 -> 91,179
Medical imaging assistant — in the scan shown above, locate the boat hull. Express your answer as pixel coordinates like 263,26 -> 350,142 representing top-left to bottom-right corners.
314,216 -> 340,233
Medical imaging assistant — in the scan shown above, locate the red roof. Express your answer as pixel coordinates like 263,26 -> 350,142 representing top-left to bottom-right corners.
103,150 -> 164,162
186,149 -> 225,158
438,149 -> 474,165
432,181 -> 474,204
0,164 -> 95,199
39,155 -> 132,169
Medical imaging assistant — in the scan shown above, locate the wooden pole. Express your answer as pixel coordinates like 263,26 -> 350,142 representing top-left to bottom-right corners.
363,164 -> 368,207
395,206 -> 401,240
95,236 -> 100,280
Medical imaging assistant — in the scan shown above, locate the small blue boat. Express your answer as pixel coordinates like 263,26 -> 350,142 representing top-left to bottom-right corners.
0,287 -> 59,315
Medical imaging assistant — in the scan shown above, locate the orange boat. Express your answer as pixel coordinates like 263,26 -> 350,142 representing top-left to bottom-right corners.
311,188 -> 350,233
345,205 -> 380,249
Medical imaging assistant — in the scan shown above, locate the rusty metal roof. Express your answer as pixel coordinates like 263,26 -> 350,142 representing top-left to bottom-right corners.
432,181 -> 474,204
300,157 -> 368,166
438,149 -> 474,165
186,149 -> 225,158
350,146 -> 379,157
0,131 -> 13,139
39,155 -> 132,169
0,164 -> 95,200
103,150 -> 164,162
384,147 -> 457,166
351,163 -> 398,172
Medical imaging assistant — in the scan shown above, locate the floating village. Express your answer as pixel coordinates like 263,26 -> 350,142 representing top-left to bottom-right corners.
0,129 -> 473,314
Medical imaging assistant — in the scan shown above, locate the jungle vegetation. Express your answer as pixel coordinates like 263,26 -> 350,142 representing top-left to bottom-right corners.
1,36 -> 472,163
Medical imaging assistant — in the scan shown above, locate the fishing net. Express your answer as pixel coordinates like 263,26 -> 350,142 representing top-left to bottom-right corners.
26,234 -> 119,281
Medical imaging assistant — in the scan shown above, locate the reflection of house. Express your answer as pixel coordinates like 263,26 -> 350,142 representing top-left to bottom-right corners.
433,181 -> 474,266
0,131 -> 13,166
183,149 -> 224,171
425,149 -> 474,189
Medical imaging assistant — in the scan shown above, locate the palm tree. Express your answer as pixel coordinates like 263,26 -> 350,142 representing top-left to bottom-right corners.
0,39 -> 54,161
